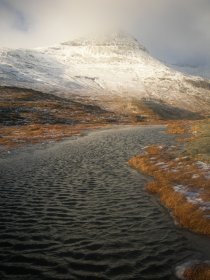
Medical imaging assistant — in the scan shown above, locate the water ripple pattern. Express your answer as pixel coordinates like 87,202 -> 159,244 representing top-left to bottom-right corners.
0,126 -> 202,280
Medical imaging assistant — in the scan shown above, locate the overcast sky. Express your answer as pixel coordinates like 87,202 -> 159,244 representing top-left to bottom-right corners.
0,0 -> 209,66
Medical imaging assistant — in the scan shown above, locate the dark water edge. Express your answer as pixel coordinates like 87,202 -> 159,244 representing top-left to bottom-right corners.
0,125 -> 209,280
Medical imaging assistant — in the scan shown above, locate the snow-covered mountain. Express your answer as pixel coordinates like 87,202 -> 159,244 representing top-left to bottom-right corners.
1,31 -> 210,116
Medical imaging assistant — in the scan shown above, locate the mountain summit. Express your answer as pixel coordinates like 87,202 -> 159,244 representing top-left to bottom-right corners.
62,31 -> 148,52
0,31 -> 210,118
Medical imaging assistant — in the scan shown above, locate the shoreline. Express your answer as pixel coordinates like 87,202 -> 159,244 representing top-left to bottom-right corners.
1,124 -> 210,279
128,120 -> 210,280
0,123 -> 143,156
0,118 -> 168,155
129,144 -> 210,236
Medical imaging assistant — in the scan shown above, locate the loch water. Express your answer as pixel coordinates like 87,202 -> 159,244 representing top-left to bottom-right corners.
0,126 -> 209,280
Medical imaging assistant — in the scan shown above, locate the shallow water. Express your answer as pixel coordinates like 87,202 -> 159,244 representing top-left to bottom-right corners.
0,126 -> 208,280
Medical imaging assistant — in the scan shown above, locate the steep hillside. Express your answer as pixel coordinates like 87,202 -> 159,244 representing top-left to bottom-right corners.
0,31 -> 210,118
0,86 -> 122,148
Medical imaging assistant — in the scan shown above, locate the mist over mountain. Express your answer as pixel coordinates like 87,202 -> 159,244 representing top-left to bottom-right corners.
0,31 -> 210,118
170,63 -> 210,80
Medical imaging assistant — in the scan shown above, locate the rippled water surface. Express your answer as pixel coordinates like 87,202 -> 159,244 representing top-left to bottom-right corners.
0,126 -> 206,280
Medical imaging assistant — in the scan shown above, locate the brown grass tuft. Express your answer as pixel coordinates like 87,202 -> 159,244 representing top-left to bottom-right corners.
0,123 -> 110,149
129,145 -> 210,236
166,120 -> 202,141
183,263 -> 210,280
167,121 -> 189,135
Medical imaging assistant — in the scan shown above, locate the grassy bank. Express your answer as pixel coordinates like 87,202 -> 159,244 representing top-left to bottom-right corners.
182,263 -> 210,280
129,144 -> 210,236
129,119 -> 210,280
176,261 -> 210,280
129,120 -> 210,235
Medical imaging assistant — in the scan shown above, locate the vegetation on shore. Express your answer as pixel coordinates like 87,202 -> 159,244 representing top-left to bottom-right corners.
129,144 -> 210,236
1,85 -> 207,150
176,260 -> 210,280
0,86 -> 128,149
129,120 -> 210,280
181,263 -> 210,280
129,120 -> 210,234
1,85 -> 210,279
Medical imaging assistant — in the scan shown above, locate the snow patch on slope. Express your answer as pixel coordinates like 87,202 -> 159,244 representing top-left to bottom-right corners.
0,31 -> 210,114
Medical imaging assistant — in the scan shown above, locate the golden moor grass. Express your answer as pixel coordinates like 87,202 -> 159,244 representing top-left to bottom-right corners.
0,123 -> 109,149
167,119 -> 210,162
183,263 -> 210,280
0,86 -> 123,149
129,119 -> 210,236
185,119 -> 210,163
129,145 -> 210,236
167,120 -> 197,135
167,121 -> 189,135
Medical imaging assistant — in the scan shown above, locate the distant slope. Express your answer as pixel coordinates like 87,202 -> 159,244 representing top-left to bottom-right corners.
0,86 -> 122,148
171,63 -> 210,80
0,31 -> 210,117
0,86 -> 120,126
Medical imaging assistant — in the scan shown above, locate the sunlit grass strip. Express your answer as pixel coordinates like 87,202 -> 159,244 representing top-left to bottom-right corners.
176,261 -> 210,280
0,123 -> 109,149
183,264 -> 210,280
128,145 -> 210,236
167,121 -> 190,135
185,119 -> 210,163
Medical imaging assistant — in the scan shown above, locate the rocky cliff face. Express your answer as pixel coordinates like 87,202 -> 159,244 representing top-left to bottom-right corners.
0,31 -> 210,117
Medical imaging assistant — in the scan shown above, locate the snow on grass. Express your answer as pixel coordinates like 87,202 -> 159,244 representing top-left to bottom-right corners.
129,144 -> 210,235
175,260 -> 210,280
173,184 -> 210,212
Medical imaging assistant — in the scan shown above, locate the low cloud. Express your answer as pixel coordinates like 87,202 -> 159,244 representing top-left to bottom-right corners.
0,0 -> 29,31
0,0 -> 209,66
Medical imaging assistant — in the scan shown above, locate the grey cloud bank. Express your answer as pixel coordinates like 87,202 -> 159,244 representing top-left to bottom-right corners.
0,0 -> 209,77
